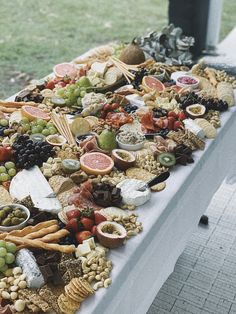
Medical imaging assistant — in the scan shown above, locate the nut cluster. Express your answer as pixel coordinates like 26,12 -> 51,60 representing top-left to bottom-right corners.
90,170 -> 126,186
80,245 -> 112,291
55,144 -> 83,160
136,154 -> 167,175
41,157 -> 62,178
215,69 -> 236,87
204,110 -> 221,128
0,267 -> 27,311
111,213 -> 143,239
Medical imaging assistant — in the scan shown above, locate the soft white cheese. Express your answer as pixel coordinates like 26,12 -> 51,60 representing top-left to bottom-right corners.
183,119 -> 205,139
75,242 -> 91,257
117,179 -> 151,206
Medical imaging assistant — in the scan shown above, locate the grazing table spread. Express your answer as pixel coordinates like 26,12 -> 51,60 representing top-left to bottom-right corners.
0,26 -> 236,314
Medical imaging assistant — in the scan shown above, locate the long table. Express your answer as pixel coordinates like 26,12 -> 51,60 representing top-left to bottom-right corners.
79,92 -> 236,314
7,63 -> 236,314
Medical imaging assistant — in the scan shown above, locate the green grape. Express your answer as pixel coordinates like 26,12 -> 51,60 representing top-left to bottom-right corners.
31,126 -> 40,134
4,162 -> 15,170
80,87 -> 86,92
0,264 -> 8,273
0,173 -> 10,182
37,119 -> 47,127
57,88 -> 65,98
36,125 -> 44,133
49,127 -> 57,135
0,119 -> 9,127
74,88 -> 81,97
46,122 -> 54,128
80,91 -> 86,98
0,257 -> 5,268
5,253 -> 15,264
21,117 -> 29,124
0,240 -> 6,248
77,98 -> 82,106
5,242 -> 17,254
42,129 -> 50,136
8,168 -> 16,177
0,166 -> 6,173
0,248 -> 7,257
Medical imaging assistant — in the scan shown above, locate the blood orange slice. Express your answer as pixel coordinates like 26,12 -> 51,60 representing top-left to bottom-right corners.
142,76 -> 165,92
21,106 -> 50,121
53,62 -> 78,78
80,152 -> 114,175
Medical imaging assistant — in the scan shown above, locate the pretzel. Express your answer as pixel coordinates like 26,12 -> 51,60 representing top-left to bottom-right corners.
5,235 -> 75,254
0,220 -> 58,240
25,224 -> 60,239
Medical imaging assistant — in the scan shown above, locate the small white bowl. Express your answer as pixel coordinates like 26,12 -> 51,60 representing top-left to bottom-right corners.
116,135 -> 144,151
46,134 -> 67,146
0,204 -> 30,232
176,75 -> 199,90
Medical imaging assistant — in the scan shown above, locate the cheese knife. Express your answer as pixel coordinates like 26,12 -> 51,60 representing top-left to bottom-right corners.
137,171 -> 170,192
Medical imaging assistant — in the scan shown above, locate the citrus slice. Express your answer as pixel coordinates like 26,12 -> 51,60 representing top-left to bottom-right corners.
80,152 -> 114,175
53,62 -> 78,78
21,106 -> 50,121
70,117 -> 91,136
142,76 -> 165,92
84,116 -> 99,127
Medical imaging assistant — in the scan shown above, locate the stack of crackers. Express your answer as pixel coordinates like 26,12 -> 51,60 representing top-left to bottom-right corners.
58,278 -> 94,314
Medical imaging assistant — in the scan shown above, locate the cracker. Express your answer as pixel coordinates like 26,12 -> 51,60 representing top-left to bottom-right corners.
0,186 -> 12,205
65,284 -> 85,302
74,278 -> 94,295
126,167 -> 153,181
151,182 -> 166,192
62,294 -> 81,311
58,294 -> 74,314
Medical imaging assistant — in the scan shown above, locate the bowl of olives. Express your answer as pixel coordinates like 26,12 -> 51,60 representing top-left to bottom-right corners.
0,204 -> 30,231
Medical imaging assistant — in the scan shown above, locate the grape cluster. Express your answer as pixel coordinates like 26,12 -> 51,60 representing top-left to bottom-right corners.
57,80 -> 91,107
131,68 -> 148,89
13,135 -> 55,170
0,240 -> 17,272
19,118 -> 57,136
180,92 -> 228,112
123,104 -> 138,114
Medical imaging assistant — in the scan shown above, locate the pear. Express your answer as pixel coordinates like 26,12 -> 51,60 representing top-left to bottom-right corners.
98,130 -> 116,151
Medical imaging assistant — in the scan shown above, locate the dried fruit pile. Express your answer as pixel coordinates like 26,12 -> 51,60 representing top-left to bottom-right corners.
0,28 -> 235,314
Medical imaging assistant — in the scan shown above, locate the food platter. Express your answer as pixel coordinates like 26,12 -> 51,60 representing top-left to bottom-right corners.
0,27 -> 236,314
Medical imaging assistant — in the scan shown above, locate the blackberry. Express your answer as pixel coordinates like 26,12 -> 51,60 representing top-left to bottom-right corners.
124,104 -> 138,113
131,68 -> 148,89
152,108 -> 168,118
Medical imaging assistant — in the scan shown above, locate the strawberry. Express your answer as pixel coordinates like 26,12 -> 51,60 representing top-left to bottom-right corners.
76,231 -> 93,244
66,209 -> 81,221
91,225 -> 97,236
80,217 -> 94,231
81,208 -> 94,219
178,112 -> 186,120
45,80 -> 56,90
167,116 -> 175,130
0,147 -> 12,162
162,118 -> 169,129
168,111 -> 178,119
94,212 -> 107,225
173,121 -> 182,130
65,218 -> 79,233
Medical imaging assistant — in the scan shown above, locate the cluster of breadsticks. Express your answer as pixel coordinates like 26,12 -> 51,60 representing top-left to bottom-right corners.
0,220 -> 75,254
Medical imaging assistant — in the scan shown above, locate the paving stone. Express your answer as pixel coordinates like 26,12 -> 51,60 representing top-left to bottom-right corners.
148,178 -> 236,313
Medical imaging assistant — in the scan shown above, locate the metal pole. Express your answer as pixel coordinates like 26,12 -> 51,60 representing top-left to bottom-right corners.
206,0 -> 224,51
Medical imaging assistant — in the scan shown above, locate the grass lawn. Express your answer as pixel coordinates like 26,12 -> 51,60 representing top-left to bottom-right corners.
0,0 -> 235,99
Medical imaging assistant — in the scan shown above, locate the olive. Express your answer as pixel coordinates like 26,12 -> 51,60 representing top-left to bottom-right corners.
11,217 -> 21,225
21,212 -> 27,219
2,206 -> 11,213
0,210 -> 7,219
2,218 -> 11,226
14,210 -> 23,218
8,213 -> 14,219
18,218 -> 25,223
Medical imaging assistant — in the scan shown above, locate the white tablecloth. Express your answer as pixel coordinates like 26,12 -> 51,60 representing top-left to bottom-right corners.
80,91 -> 236,314
7,72 -> 236,314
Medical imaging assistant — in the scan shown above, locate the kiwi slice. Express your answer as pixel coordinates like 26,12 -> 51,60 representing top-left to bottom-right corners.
158,153 -> 176,167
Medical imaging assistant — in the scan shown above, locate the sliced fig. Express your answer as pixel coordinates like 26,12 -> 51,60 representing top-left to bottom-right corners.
96,221 -> 127,248
111,149 -> 135,170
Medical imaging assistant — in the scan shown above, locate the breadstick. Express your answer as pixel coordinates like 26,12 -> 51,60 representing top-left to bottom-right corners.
25,224 -> 59,239
5,235 -> 75,253
0,101 -> 37,108
0,220 -> 58,240
39,229 -> 69,242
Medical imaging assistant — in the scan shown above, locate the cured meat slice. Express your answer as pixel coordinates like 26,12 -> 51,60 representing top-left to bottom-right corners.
141,112 -> 156,131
